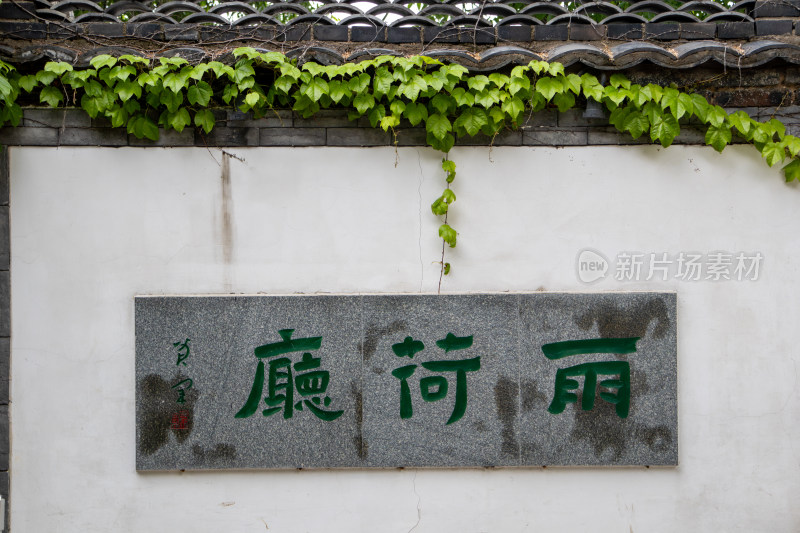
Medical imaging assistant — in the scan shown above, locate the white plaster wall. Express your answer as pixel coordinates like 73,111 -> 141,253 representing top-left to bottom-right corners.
9,145 -> 800,532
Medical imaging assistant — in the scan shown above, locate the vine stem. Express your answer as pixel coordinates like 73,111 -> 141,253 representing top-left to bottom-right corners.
438,210 -> 447,295
437,153 -> 450,295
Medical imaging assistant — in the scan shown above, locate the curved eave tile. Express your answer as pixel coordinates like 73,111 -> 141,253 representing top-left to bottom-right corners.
547,43 -> 611,66
5,38 -> 800,72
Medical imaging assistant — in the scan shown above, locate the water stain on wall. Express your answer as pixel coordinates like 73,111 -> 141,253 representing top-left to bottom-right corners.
358,321 -> 406,362
520,379 -> 547,412
138,373 -> 199,456
575,297 -> 670,339
568,374 -> 670,461
351,381 -> 367,460
192,443 -> 237,466
494,377 -> 519,456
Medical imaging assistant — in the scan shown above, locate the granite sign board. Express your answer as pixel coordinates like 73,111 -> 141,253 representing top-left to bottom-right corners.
135,292 -> 677,470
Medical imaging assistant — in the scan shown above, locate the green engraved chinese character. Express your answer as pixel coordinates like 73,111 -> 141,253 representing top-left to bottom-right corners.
542,337 -> 638,419
391,333 -> 481,425
235,329 -> 344,422
173,338 -> 191,366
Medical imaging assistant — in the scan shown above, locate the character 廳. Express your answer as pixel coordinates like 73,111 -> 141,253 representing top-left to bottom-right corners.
542,337 -> 638,419
235,329 -> 343,421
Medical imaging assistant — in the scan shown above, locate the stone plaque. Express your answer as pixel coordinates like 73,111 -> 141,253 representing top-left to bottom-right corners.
136,292 -> 677,470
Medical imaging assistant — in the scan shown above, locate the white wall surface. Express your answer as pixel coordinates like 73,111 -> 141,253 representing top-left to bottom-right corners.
9,145 -> 800,532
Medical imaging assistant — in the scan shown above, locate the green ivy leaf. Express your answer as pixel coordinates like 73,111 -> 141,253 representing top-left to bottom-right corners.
424,71 -> 446,92
782,135 -> 800,157
727,110 -> 752,137
128,116 -> 159,141
222,84 -> 239,104
187,81 -> 212,107
661,87 -> 678,113
535,77 -> 562,100
473,89 -> 495,109
426,113 -> 452,140
273,75 -> 293,94
110,65 -> 136,82
108,106 -> 128,128
327,80 -> 350,104
501,97 -> 524,121
581,74 -> 604,101
1,103 -> 22,127
508,76 -> 530,96
119,54 -> 149,66
81,94 -> 101,118
35,70 -> 57,86
609,106 -> 632,131
167,107 -> 191,132
782,158 -> 800,182
302,62 -> 324,76
389,99 -> 406,116
302,77 -> 328,102
603,86 -> 627,106
707,105 -> 727,127
609,73 -> 630,89
691,93 -> 710,122
622,110 -> 649,139
467,75 -> 489,92
752,123 -> 771,144
439,224 -> 457,248
160,89 -> 183,113
193,109 -> 215,134
39,86 -> 63,107
454,108 -> 488,137
553,92 -> 575,113
90,54 -> 117,70
443,262 -> 451,275
367,105 -> 385,128
650,111 -> 680,148
44,61 -> 73,75
18,75 -> 36,93
762,142 -> 786,167
706,123 -> 732,152
400,75 -> 427,101
244,91 -> 260,108
373,66 -> 393,96
403,102 -> 428,126
380,115 -> 400,131
137,72 -> 158,87
430,94 -> 455,115
563,73 -> 581,95
427,132 -> 454,153
768,118 -> 786,139
488,73 -> 509,88
442,159 -> 456,181
349,72 -> 370,94
116,80 -> 141,102
451,87 -> 474,107
353,93 -> 375,114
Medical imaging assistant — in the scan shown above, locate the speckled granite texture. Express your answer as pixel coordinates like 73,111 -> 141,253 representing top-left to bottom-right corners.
135,292 -> 677,470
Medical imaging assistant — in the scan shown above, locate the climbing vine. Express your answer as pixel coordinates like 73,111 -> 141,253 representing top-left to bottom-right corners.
0,48 -> 798,280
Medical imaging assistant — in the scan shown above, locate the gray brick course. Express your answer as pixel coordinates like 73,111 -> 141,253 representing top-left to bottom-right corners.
22,108 -> 91,129
523,128 -> 588,146
0,127 -> 59,146
0,271 -> 7,337
0,147 -> 7,207
60,128 -> 127,146
259,127 -> 326,146
326,127 -> 391,146
128,129 -> 196,147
